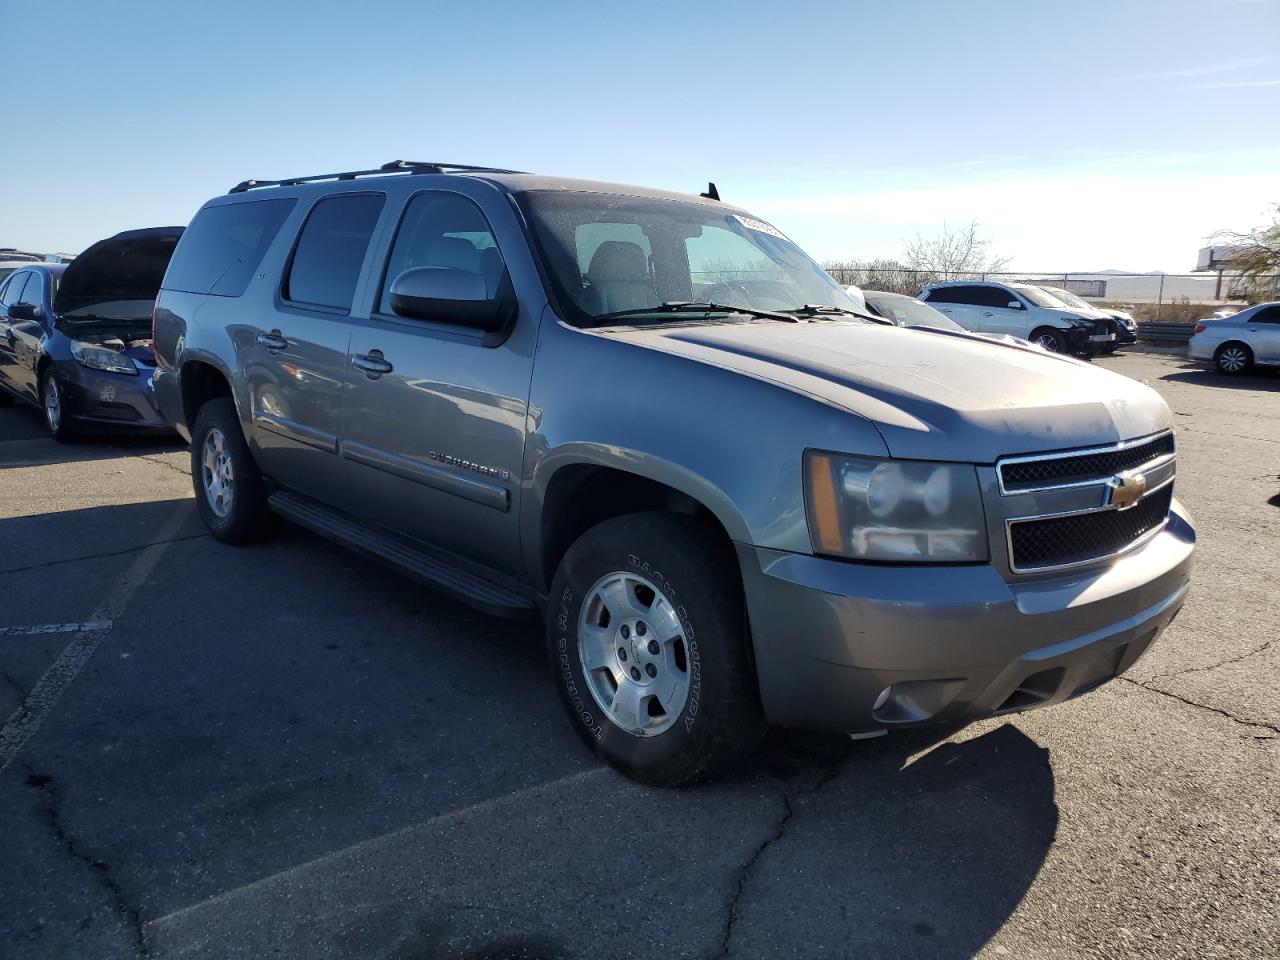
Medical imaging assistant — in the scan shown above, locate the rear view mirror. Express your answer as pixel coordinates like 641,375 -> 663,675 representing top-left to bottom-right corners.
1007,300 -> 1023,310
389,267 -> 515,333
9,302 -> 41,321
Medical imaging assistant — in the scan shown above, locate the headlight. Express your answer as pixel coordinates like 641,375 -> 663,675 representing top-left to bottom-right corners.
1064,316 -> 1094,328
805,452 -> 988,562
70,340 -> 138,376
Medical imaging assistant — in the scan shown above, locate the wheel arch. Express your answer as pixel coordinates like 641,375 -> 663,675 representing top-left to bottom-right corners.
179,356 -> 236,429
531,450 -> 749,595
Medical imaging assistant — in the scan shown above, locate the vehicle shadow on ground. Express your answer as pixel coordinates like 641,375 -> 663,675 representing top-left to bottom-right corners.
721,723 -> 1058,958
0,433 -> 185,469
1,499 -> 1057,960
1160,367 -> 1280,391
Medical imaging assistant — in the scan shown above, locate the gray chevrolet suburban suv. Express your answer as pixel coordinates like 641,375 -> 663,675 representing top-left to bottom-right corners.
152,161 -> 1195,785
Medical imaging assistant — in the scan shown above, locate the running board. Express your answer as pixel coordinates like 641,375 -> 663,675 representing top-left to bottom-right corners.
268,491 -> 536,618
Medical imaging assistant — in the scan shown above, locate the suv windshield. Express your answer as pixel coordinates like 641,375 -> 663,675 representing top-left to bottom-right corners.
516,191 -> 860,327
1008,284 -> 1066,309
864,293 -> 962,330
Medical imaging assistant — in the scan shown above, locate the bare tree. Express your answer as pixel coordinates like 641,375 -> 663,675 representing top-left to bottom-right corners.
903,221 -> 1009,280
1213,205 -> 1280,303
822,258 -> 924,295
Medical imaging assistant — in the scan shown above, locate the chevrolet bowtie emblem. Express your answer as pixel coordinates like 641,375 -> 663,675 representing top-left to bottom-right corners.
1107,470 -> 1147,510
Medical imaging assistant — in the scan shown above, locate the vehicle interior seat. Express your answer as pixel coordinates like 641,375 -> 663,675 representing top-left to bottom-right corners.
584,241 -> 657,316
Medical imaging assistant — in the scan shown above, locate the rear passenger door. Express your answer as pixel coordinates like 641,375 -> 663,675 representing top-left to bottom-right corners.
340,190 -> 533,575
246,192 -> 384,507
922,286 -> 984,330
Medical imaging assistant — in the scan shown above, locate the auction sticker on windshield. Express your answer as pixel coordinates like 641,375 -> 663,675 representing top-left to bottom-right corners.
733,214 -> 788,240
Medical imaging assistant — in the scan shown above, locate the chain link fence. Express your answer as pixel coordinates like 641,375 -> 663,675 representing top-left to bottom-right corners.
822,266 -> 1280,323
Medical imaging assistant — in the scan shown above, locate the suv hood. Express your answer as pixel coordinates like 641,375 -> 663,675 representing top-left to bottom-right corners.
54,227 -> 184,320
602,322 -> 1171,462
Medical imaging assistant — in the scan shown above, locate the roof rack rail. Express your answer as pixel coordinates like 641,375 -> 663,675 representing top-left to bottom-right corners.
228,160 -> 529,194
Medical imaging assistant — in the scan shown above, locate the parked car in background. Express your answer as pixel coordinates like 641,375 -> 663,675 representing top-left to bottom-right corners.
0,228 -> 182,439
843,283 -> 866,310
1036,286 -> 1137,351
863,289 -> 1041,349
918,280 -> 1115,354
1188,301 -> 1280,375
0,256 -> 43,284
153,161 -> 1193,785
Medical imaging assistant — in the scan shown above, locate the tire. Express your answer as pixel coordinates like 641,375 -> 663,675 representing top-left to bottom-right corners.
1215,342 -> 1252,376
546,512 -> 765,786
1030,327 -> 1067,353
40,369 -> 77,442
190,397 -> 273,544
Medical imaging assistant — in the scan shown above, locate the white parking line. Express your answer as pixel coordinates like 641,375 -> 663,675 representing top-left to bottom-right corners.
0,501 -> 192,774
0,622 -> 114,637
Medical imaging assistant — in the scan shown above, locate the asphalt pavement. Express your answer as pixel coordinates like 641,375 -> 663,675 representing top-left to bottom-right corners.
0,353 -> 1276,960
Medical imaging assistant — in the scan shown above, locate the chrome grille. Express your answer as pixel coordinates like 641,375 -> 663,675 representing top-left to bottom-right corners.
996,431 -> 1177,573
1010,484 -> 1173,571
999,432 -> 1175,493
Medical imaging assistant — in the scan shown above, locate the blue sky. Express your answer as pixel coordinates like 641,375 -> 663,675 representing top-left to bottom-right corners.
3,0 -> 1278,270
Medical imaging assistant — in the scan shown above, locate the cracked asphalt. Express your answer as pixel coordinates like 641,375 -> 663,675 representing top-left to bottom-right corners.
1,353 -> 1277,959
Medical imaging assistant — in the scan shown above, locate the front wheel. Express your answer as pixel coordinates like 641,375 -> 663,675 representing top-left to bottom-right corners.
1215,342 -> 1252,376
1030,327 -> 1067,353
41,370 -> 76,442
190,397 -> 273,543
547,512 -> 765,785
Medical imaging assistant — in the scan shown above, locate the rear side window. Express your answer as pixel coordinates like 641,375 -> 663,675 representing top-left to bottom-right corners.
286,194 -> 385,312
1253,306 -> 1280,324
165,198 -> 296,297
924,285 -> 979,305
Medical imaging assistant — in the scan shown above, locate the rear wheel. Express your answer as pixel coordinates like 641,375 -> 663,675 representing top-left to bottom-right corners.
1030,327 -> 1067,353
190,397 -> 273,543
40,370 -> 76,442
1215,342 -> 1252,376
546,512 -> 765,785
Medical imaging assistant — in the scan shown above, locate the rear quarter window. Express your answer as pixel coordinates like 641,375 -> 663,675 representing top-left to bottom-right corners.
164,198 -> 297,297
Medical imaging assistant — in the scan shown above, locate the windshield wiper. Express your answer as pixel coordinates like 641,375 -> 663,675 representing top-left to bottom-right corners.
784,304 -> 891,324
592,301 -> 799,324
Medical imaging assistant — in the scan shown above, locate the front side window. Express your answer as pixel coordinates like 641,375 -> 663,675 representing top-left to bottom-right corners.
1252,305 -> 1280,324
516,191 -> 859,326
2,272 -> 30,308
378,192 -> 505,315
285,194 -> 385,312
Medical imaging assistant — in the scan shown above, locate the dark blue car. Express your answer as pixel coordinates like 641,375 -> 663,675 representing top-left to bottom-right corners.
0,228 -> 182,439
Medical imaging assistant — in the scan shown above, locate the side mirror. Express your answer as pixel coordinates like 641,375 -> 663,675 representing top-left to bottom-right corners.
9,302 -> 40,321
389,266 -> 515,333
1007,300 -> 1023,310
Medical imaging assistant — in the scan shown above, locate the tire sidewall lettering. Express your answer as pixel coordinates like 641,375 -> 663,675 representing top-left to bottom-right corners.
556,584 -> 602,740
627,552 -> 702,733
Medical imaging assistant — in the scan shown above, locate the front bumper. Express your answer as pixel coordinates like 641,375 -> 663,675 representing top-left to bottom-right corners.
738,499 -> 1194,732
1065,325 -> 1116,354
58,362 -> 173,433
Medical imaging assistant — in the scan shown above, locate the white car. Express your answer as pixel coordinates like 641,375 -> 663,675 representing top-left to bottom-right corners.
918,280 -> 1115,354
862,290 -> 1043,350
1037,286 -> 1137,352
1188,301 -> 1280,375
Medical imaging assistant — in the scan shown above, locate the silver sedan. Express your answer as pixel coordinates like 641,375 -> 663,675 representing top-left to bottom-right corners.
1188,301 -> 1280,375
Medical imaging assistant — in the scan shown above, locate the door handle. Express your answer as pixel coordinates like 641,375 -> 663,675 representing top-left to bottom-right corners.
257,331 -> 288,350
351,353 -> 393,377
982,311 -> 995,316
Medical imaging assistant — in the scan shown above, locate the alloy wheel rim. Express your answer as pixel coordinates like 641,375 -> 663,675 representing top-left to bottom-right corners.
44,379 -> 61,432
1035,333 -> 1060,352
1220,348 -> 1246,372
577,571 -> 691,737
201,428 -> 235,518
